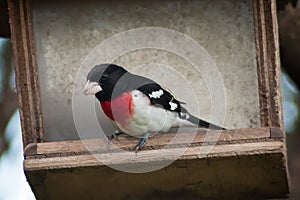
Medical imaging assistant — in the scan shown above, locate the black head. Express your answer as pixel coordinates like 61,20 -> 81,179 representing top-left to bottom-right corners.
86,64 -> 126,83
84,63 -> 127,98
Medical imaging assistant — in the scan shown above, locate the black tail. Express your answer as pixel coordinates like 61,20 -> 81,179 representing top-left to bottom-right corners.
180,107 -> 226,130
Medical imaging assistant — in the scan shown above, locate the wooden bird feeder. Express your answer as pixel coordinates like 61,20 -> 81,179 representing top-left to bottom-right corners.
8,0 -> 289,199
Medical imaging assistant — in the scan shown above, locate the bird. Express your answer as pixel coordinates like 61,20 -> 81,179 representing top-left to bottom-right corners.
84,63 -> 225,152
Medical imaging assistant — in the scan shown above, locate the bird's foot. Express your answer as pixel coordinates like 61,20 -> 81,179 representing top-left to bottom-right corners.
104,132 -> 125,152
134,136 -> 149,154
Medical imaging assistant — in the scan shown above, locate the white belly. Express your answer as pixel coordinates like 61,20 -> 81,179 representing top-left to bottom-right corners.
117,90 -> 180,137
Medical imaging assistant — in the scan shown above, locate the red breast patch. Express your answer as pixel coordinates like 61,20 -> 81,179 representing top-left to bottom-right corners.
100,93 -> 134,125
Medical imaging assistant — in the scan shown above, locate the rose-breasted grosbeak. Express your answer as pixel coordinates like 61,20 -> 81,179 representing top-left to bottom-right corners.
84,63 -> 225,152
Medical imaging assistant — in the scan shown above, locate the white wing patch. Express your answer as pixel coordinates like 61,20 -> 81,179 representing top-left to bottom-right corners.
149,89 -> 164,99
180,112 -> 190,119
169,102 -> 178,110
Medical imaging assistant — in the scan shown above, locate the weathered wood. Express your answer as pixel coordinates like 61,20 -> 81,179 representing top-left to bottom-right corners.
24,128 -> 271,156
270,127 -> 284,138
25,140 -> 289,199
25,140 -> 283,170
24,127 -> 289,199
253,0 -> 284,129
7,0 -> 43,147
8,0 -> 289,199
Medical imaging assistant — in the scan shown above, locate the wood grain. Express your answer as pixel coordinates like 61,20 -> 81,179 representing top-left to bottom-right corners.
25,140 -> 284,171
7,0 -> 43,147
25,140 -> 289,199
24,127 -> 272,156
253,0 -> 284,129
24,127 -> 289,199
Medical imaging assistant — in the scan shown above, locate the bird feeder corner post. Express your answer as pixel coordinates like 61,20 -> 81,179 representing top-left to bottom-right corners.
253,0 -> 290,193
7,0 -> 44,148
253,0 -> 284,130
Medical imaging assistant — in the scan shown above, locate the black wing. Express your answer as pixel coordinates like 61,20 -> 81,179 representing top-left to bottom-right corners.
132,75 -> 182,113
107,71 -> 181,113
133,74 -> 226,130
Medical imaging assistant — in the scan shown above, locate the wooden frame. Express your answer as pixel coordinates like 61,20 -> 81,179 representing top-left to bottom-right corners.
8,0 -> 43,146
8,0 -> 289,199
254,0 -> 283,129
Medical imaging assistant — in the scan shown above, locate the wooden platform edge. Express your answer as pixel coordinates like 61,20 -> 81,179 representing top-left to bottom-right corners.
23,128 -> 289,199
24,127 -> 276,157
25,140 -> 289,199
24,140 -> 285,170
23,127 -> 286,171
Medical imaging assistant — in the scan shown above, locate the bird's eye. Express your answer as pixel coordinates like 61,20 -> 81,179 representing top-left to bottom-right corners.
101,73 -> 109,80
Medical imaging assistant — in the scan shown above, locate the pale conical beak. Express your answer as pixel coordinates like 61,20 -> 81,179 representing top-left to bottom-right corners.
83,80 -> 102,95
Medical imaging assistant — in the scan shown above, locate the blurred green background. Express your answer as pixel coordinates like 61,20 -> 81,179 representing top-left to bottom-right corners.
0,0 -> 300,199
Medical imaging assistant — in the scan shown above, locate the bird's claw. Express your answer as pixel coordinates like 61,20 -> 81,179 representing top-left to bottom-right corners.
104,132 -> 125,152
107,134 -> 115,142
134,137 -> 148,154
